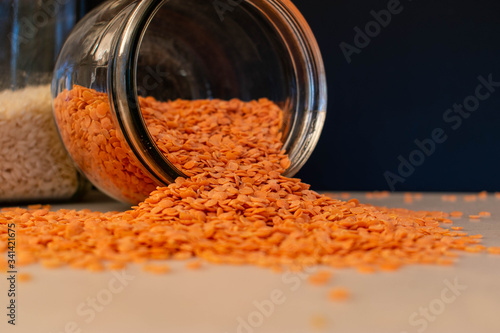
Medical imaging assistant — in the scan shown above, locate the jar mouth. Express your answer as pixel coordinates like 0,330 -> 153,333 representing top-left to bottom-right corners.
109,0 -> 184,185
111,0 -> 327,186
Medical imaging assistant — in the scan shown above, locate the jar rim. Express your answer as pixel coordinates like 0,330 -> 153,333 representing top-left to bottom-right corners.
110,0 -> 184,186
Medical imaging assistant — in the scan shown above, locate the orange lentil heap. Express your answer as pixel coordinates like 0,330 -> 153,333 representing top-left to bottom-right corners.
0,86 -> 489,271
53,87 -> 157,203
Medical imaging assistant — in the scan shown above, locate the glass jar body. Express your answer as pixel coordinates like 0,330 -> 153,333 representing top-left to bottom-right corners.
0,0 -> 89,204
52,0 -> 327,204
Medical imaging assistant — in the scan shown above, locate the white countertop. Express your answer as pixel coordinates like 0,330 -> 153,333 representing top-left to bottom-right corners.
2,191 -> 500,333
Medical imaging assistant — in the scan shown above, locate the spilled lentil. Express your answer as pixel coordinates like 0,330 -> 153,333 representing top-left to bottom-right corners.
308,270 -> 333,286
328,287 -> 350,302
0,86 -> 491,273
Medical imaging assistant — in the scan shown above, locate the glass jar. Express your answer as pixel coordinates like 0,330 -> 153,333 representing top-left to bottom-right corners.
0,0 -> 89,204
52,0 -> 327,204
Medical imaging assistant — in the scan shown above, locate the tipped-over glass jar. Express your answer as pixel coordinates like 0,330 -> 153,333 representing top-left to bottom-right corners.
52,0 -> 327,204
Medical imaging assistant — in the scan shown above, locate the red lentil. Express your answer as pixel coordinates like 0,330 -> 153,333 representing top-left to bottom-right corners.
413,193 -> 423,201
0,87 -> 490,275
357,265 -> 377,274
308,270 -> 333,286
186,261 -> 202,270
310,315 -> 327,329
328,287 -> 350,301
18,273 -> 32,282
478,191 -> 488,200
441,195 -> 457,202
143,264 -> 170,275
488,247 -> 500,255
404,192 -> 413,204
465,245 -> 486,253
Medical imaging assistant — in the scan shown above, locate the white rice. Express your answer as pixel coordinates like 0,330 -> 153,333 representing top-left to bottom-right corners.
0,85 -> 80,202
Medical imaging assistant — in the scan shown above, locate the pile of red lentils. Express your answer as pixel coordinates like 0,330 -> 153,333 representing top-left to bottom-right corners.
1,86 -> 498,277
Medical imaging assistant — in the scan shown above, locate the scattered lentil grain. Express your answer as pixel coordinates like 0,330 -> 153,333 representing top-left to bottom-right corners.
186,261 -> 202,270
441,195 -> 457,203
328,287 -> 350,302
413,193 -> 423,201
0,87 -> 490,275
308,270 -> 333,286
310,314 -> 327,330
143,264 -> 170,275
18,273 -> 32,282
488,247 -> 500,255
356,265 -> 377,274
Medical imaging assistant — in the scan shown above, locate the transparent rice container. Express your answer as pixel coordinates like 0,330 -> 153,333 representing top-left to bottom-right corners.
0,0 -> 89,204
52,0 -> 327,204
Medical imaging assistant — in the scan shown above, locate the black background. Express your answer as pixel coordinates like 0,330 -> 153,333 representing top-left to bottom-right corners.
85,0 -> 500,192
291,0 -> 500,192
